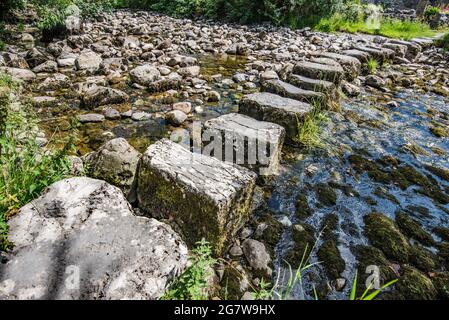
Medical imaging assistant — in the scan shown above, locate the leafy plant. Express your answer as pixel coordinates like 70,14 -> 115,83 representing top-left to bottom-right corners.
424,5 -> 440,22
162,239 -> 217,300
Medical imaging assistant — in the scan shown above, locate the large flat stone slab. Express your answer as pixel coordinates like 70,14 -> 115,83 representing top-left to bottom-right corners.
292,61 -> 344,84
239,92 -> 313,140
137,139 -> 257,255
261,79 -> 326,103
0,177 -> 188,300
286,74 -> 336,98
318,52 -> 362,81
387,39 -> 421,59
203,113 -> 285,176
340,49 -> 371,63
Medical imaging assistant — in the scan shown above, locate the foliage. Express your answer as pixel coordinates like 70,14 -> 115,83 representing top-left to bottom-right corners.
424,5 -> 440,22
0,73 -> 74,251
316,15 -> 435,40
125,0 -> 344,26
0,0 -> 26,21
162,239 -> 217,300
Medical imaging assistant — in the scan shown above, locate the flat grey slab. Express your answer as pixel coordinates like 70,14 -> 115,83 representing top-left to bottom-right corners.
292,60 -> 344,84
239,92 -> 312,140
387,39 -> 421,59
352,45 -> 388,62
287,74 -> 336,96
261,79 -> 326,103
318,52 -> 362,80
137,139 -> 257,254
204,113 -> 285,175
340,49 -> 371,63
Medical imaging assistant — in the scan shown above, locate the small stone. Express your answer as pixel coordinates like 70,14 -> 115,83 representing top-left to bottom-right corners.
207,90 -> 221,102
230,245 -> 243,257
260,70 -> 279,82
194,106 -> 204,113
104,107 -> 121,120
78,113 -> 105,123
131,112 -> 151,121
166,110 -> 187,126
386,101 -> 399,108
335,278 -> 346,291
172,101 -> 192,114
241,292 -> 254,300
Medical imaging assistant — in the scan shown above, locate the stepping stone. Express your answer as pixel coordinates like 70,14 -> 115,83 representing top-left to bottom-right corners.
204,113 -> 285,176
411,37 -> 434,49
292,60 -> 344,84
366,45 -> 395,60
352,45 -> 391,63
239,92 -> 313,140
137,139 -> 257,255
340,49 -> 370,63
387,39 -> 421,59
261,79 -> 326,104
382,42 -> 407,58
286,74 -> 336,98
317,52 -> 362,81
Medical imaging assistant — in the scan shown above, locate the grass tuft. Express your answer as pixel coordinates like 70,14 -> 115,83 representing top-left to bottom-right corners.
293,99 -> 329,150
367,58 -> 378,74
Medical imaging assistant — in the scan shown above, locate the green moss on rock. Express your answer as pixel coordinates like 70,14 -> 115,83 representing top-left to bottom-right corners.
314,183 -> 337,207
363,212 -> 410,263
395,212 -> 435,247
250,211 -> 283,255
295,194 -> 312,219
432,272 -> 449,299
409,245 -> 438,273
433,226 -> 449,242
284,224 -> 316,268
393,266 -> 437,300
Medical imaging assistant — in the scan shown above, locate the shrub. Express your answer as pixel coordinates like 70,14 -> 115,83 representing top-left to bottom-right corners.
424,5 -> 440,22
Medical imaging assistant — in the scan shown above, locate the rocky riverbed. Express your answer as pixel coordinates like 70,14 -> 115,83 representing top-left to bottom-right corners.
1,9 -> 449,300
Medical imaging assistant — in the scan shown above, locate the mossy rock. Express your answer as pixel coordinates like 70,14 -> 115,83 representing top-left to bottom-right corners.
432,272 -> 449,299
328,181 -> 359,197
317,214 -> 345,279
284,224 -> 316,268
409,245 -> 438,273
249,211 -> 283,255
295,194 -> 312,219
314,183 -> 337,207
393,266 -> 437,300
437,242 -> 449,269
353,245 -> 397,299
317,240 -> 345,279
376,155 -> 400,167
373,187 -> 399,204
430,125 -> 449,138
433,226 -> 449,242
395,212 -> 435,247
363,212 -> 410,263
424,165 -> 449,182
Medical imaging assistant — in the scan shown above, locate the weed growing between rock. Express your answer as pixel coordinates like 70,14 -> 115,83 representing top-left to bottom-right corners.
0,73 -> 74,251
162,239 -> 217,300
367,58 -> 378,74
293,99 -> 329,150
